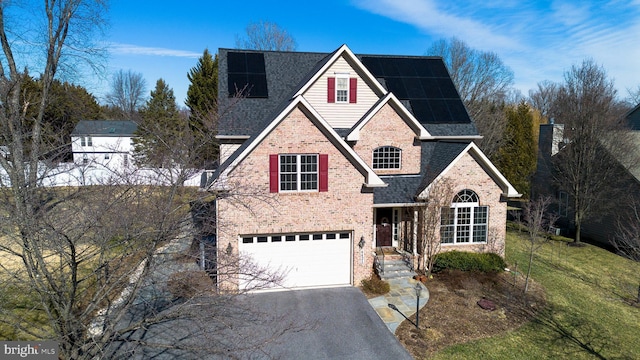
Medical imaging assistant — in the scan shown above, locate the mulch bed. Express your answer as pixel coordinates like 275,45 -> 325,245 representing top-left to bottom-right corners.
396,270 -> 545,359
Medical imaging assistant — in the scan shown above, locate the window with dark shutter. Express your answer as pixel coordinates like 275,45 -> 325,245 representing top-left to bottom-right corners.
327,77 -> 335,103
349,78 -> 357,103
319,154 -> 328,192
269,154 -> 279,193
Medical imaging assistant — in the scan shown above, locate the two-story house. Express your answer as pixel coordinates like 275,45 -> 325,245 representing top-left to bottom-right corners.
71,120 -> 137,171
208,45 -> 520,291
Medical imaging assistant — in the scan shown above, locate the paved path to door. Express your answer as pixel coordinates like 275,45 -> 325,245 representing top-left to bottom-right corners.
368,277 -> 429,333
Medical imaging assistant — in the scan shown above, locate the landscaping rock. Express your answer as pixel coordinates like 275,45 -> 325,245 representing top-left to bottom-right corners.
477,298 -> 496,311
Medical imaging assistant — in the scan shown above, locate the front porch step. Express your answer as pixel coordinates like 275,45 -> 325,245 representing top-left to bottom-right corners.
376,258 -> 417,280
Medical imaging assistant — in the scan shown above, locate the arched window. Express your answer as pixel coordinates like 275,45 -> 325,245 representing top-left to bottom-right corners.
372,146 -> 402,169
440,190 -> 488,244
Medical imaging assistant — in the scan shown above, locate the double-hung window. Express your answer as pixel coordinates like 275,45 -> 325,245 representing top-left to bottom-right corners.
279,154 -> 318,192
270,154 -> 328,193
440,189 -> 488,244
327,77 -> 357,103
336,77 -> 349,103
80,136 -> 92,146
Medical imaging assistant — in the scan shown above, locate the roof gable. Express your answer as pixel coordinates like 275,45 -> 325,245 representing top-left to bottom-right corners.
346,92 -> 430,141
293,44 -> 387,98
419,142 -> 520,198
211,96 -> 386,190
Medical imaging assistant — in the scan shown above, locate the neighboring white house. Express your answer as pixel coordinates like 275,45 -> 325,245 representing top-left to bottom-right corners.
71,120 -> 137,171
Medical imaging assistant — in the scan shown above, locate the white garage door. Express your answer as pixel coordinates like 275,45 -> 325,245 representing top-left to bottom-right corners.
238,232 -> 352,291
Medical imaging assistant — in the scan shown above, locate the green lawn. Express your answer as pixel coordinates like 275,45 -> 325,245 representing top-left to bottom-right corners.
431,228 -> 640,360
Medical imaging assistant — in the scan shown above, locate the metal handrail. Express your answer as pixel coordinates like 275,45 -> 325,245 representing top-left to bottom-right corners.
375,247 -> 385,275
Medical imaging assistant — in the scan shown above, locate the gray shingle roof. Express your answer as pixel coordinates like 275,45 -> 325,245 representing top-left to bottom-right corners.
218,49 -> 328,137
373,141 -> 469,204
217,48 -> 478,138
72,120 -> 137,136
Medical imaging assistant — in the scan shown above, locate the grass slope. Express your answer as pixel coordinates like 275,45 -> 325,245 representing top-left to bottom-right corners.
431,229 -> 640,360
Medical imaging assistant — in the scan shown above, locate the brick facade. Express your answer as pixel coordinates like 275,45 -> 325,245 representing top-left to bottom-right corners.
353,103 -> 421,175
217,105 -> 375,289
426,152 -> 507,256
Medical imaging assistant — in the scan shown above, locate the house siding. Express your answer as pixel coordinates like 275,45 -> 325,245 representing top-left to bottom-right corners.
216,105 -> 374,289
303,57 -> 380,129
71,135 -> 133,170
353,103 -> 421,175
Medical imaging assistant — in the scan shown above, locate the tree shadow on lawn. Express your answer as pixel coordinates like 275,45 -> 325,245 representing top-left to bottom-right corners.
529,305 -> 633,360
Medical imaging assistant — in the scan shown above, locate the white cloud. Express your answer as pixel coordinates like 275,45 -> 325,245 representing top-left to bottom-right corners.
353,0 -> 640,96
108,43 -> 200,58
352,0 -> 521,51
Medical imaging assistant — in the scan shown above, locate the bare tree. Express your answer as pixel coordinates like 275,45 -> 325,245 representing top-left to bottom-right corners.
548,59 -> 632,243
519,196 -> 558,292
105,69 -> 147,119
427,37 -> 514,158
529,80 -> 560,121
417,178 -> 455,274
612,201 -> 640,304
0,2 -> 300,358
626,85 -> 640,107
235,20 -> 297,51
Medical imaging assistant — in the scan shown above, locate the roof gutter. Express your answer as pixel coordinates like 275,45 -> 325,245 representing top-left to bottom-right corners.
417,135 -> 483,141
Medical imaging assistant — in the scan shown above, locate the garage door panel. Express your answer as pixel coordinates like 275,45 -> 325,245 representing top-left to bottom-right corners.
239,233 -> 352,290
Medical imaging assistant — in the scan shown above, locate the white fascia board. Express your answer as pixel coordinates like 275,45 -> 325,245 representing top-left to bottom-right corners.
417,135 -> 483,141
346,93 -> 430,141
216,135 -> 251,140
293,44 -> 387,98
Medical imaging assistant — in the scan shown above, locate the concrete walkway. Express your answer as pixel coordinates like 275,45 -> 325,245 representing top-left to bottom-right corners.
368,277 -> 429,333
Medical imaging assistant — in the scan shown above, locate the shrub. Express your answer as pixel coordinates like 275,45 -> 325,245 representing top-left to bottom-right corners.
167,270 -> 212,299
361,274 -> 390,295
432,251 -> 506,273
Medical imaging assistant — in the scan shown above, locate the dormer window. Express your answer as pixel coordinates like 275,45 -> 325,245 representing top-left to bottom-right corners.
373,146 -> 401,169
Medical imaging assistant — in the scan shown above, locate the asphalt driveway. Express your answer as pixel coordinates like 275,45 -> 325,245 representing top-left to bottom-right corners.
243,287 -> 413,360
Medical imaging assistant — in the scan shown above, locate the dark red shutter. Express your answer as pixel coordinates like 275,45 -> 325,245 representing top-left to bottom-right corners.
269,154 -> 279,193
319,154 -> 328,192
349,78 -> 357,103
327,77 -> 335,103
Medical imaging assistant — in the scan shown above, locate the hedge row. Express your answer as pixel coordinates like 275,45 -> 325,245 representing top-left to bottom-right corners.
432,251 -> 506,273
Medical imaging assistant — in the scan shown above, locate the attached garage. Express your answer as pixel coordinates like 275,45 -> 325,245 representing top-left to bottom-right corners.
238,232 -> 352,291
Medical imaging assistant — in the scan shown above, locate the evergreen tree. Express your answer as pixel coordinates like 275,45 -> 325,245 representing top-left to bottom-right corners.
186,49 -> 219,166
495,101 -> 536,198
135,79 -> 186,167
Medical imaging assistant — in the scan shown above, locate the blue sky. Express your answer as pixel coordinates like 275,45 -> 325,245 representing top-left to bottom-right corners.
94,0 -> 640,106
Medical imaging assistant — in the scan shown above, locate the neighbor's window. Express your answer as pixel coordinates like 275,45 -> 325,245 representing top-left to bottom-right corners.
440,189 -> 488,244
373,146 -> 402,169
280,154 -> 318,192
81,136 -> 92,146
336,77 -> 349,103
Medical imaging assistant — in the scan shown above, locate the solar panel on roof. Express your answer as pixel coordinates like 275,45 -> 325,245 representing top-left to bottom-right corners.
385,78 -> 407,98
360,55 -> 471,124
227,52 -> 268,98
437,78 -> 458,98
245,53 -> 266,73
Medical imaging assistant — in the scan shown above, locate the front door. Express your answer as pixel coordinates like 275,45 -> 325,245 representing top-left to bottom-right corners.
376,208 -> 392,247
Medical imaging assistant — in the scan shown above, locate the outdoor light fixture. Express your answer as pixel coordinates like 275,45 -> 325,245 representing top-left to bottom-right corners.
358,236 -> 365,249
414,282 -> 422,329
